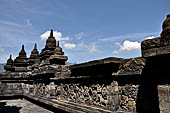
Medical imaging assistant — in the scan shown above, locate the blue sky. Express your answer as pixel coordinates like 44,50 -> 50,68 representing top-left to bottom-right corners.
0,0 -> 169,63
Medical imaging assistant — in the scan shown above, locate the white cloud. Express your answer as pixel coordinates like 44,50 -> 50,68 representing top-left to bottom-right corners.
73,41 -> 101,54
112,40 -> 141,54
99,32 -> 159,42
75,32 -> 85,40
115,42 -> 121,46
64,43 -> 76,49
25,19 -> 32,26
40,30 -> 69,41
88,43 -> 101,54
145,36 -> 155,40
0,19 -> 23,27
0,19 -> 32,27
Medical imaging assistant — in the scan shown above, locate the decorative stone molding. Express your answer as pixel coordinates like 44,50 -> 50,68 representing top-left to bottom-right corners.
113,57 -> 146,76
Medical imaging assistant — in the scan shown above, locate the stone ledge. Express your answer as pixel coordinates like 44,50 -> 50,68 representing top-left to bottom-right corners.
25,94 -> 113,113
113,57 -> 146,76
0,72 -> 31,79
141,36 -> 170,57
0,93 -> 135,113
142,45 -> 170,57
69,57 -> 123,69
141,37 -> 160,50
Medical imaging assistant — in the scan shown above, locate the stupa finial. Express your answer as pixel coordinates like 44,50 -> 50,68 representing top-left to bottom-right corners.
34,43 -> 37,49
10,54 -> 12,59
167,14 -> 170,18
50,29 -> 53,37
57,41 -> 59,47
22,45 -> 24,50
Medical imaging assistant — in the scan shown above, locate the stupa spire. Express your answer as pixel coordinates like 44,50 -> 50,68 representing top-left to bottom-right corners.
10,54 -> 12,59
57,41 -> 59,47
30,43 -> 39,58
44,29 -> 56,49
4,54 -> 14,72
22,45 -> 24,51
18,45 -> 26,58
50,29 -> 53,37
34,43 -> 37,49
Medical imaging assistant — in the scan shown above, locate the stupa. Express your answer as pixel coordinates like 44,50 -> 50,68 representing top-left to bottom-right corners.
13,45 -> 28,71
4,55 -> 15,72
161,14 -> 170,43
49,41 -> 68,65
28,43 -> 40,65
39,30 -> 56,61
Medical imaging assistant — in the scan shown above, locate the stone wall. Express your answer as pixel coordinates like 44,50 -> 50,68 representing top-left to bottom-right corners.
0,79 -> 140,113
0,82 -> 23,95
158,85 -> 170,113
119,84 -> 138,112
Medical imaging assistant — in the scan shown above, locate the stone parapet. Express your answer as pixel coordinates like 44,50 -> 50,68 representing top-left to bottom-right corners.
141,14 -> 170,57
141,37 -> 170,57
113,57 -> 146,76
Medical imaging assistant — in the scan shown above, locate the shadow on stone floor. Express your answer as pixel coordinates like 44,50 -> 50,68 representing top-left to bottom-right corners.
0,102 -> 21,113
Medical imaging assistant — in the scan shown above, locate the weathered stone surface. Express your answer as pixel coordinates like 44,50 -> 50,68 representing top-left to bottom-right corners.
141,40 -> 170,57
70,57 -> 122,69
28,43 -> 40,66
113,57 -> 146,76
0,82 -> 118,113
4,55 -> 15,72
39,30 -> 57,62
118,84 -> 138,112
158,85 -> 170,113
141,37 -> 161,50
49,41 -> 68,65
0,72 -> 31,79
141,14 -> 170,57
161,14 -> 170,43
0,79 -> 140,113
14,45 -> 28,69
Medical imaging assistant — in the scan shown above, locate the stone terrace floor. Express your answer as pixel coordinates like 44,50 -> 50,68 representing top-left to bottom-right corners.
0,99 -> 53,113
